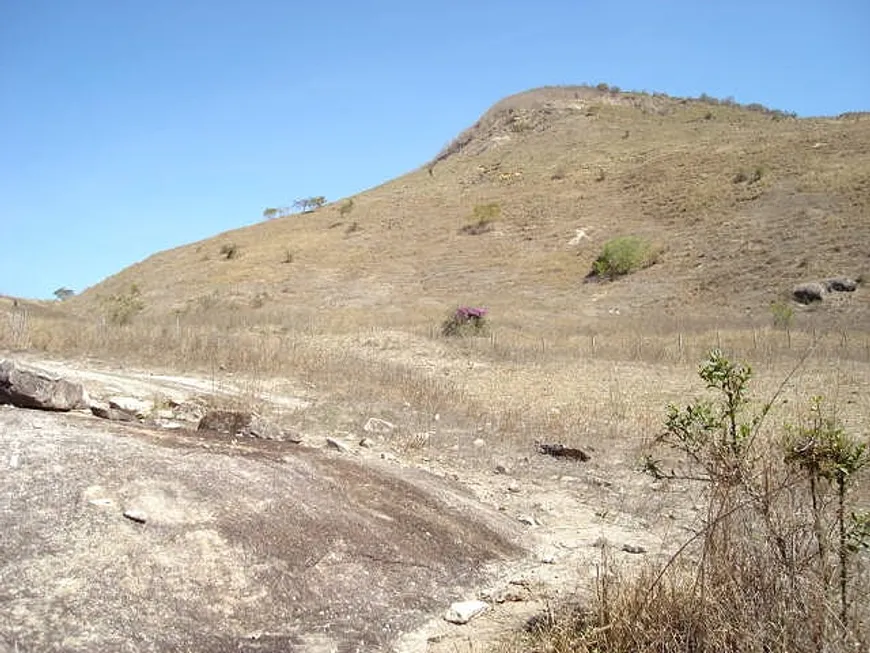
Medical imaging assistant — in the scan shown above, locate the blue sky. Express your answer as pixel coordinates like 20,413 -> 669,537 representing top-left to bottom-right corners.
1,1 -> 868,299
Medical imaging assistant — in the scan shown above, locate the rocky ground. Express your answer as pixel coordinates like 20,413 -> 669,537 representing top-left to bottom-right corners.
1,355 -> 687,652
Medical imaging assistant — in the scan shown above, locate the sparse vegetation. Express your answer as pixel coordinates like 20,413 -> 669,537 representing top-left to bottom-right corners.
511,351 -> 870,653
441,306 -> 489,337
53,287 -> 75,301
589,235 -> 660,280
771,299 -> 794,329
219,242 -> 239,260
294,196 -> 327,213
102,284 -> 144,326
339,198 -> 355,217
459,203 -> 500,235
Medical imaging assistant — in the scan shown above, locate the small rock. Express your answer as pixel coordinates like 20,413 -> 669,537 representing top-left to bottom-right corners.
108,396 -> 154,417
507,480 -> 521,493
494,464 -> 508,474
326,437 -> 351,453
359,437 -> 374,448
473,438 -> 486,448
824,277 -> 858,292
622,544 -> 647,554
91,404 -> 136,422
490,585 -> 530,604
536,442 -> 590,462
793,282 -> 826,304
517,515 -> 539,527
9,453 -> 20,468
380,452 -> 398,462
89,498 -> 114,508
443,600 -> 488,625
123,509 -> 147,524
198,410 -> 287,440
363,417 -> 396,433
538,549 -> 557,564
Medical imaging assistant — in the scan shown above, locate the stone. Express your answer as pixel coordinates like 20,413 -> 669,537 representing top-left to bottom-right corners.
793,282 -> 826,304
197,410 -> 287,440
91,404 -> 136,422
473,438 -> 486,448
536,442 -> 590,462
123,509 -> 147,524
359,437 -> 375,448
363,417 -> 396,433
0,359 -> 90,411
824,277 -> 858,292
108,396 -> 154,418
622,543 -> 647,554
507,480 -> 521,493
326,437 -> 351,453
443,599 -> 488,625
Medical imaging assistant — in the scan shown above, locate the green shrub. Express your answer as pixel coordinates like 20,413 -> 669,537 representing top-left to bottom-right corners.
590,235 -> 660,280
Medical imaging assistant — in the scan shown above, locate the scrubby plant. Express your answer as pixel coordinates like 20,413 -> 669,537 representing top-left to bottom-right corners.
219,242 -> 239,260
515,352 -> 869,653
103,284 -> 145,326
770,299 -> 794,329
459,203 -> 500,235
53,287 -> 75,301
441,306 -> 489,337
339,198 -> 354,217
589,235 -> 660,280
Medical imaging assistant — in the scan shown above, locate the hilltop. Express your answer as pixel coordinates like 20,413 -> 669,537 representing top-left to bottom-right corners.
67,85 -> 870,332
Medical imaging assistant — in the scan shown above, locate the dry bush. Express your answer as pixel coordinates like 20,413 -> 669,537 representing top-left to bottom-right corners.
503,351 -> 870,653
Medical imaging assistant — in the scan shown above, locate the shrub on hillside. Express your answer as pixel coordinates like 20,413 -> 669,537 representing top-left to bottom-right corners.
459,203 -> 500,236
588,235 -> 660,281
441,306 -> 489,337
219,242 -> 239,260
103,284 -> 144,326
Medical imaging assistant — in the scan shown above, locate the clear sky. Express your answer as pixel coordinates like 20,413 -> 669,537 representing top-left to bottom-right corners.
1,0 -> 868,299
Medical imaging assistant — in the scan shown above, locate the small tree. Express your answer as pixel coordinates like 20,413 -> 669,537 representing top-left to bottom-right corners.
262,207 -> 279,220
294,196 -> 327,213
53,287 -> 75,301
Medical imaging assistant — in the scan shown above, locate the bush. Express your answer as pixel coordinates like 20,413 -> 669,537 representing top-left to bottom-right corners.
770,300 -> 794,329
517,352 -> 870,653
219,243 -> 239,260
459,203 -> 500,236
441,306 -> 489,337
103,284 -> 144,326
589,235 -> 660,280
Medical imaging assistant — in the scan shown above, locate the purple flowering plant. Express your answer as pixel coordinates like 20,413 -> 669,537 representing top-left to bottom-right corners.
442,305 -> 489,336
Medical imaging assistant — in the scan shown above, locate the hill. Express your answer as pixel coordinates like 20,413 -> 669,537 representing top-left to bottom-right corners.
68,85 -> 870,332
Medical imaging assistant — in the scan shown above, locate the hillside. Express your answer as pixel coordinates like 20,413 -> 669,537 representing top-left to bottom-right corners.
70,85 -> 870,332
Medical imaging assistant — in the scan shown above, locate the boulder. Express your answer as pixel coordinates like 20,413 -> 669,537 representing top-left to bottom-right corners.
824,277 -> 858,292
108,396 -> 154,418
197,410 -> 296,441
0,359 -> 89,411
792,282 -> 826,304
